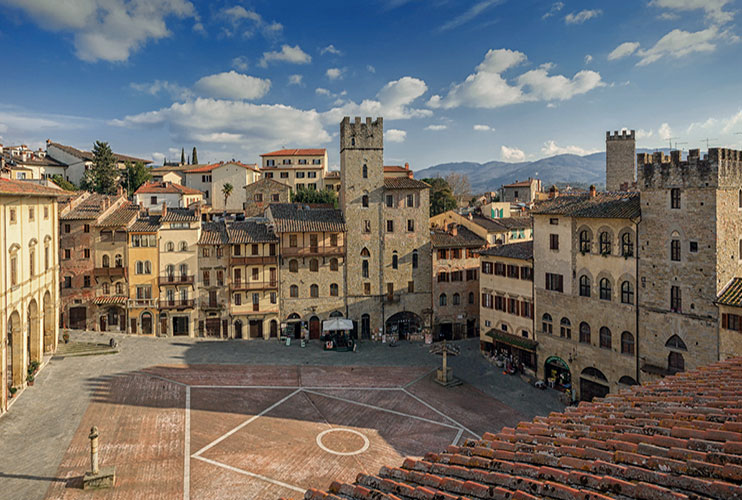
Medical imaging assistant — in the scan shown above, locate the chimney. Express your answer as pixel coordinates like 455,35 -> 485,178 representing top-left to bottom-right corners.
117,184 -> 123,197
468,213 -> 473,221
450,224 -> 458,236
162,202 -> 167,217
589,185 -> 596,198
21,152 -> 27,162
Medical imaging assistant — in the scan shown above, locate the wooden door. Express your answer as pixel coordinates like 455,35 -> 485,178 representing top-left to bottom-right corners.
309,316 -> 320,339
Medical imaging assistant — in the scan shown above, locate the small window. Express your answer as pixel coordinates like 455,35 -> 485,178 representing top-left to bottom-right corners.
406,194 -> 414,207
362,195 -> 369,207
289,259 -> 299,273
310,284 -> 319,298
83,248 -> 90,259
363,220 -> 371,233
28,208 -> 35,221
330,283 -> 339,296
166,241 -> 175,252
407,219 -> 414,232
452,293 -> 460,305
621,331 -> 635,355
44,206 -> 49,219
599,327 -> 612,349
386,220 -> 394,233
290,285 -> 299,297
621,232 -> 634,257
64,249 -> 71,259
670,285 -> 681,312
9,208 -> 16,224
542,313 -> 553,334
84,224 -> 90,233
64,223 -> 70,233
671,239 -> 681,261
439,293 -> 447,306
599,232 -> 611,255
670,188 -> 681,209
599,278 -> 612,301
412,251 -> 418,269
330,258 -> 339,271
579,230 -> 591,253
579,275 -> 591,297
392,252 -> 398,269
364,282 -> 371,295
362,163 -> 366,177
549,234 -> 559,250
310,258 -> 319,272
151,196 -> 157,205
560,318 -> 571,339
83,275 -> 91,288
386,195 -> 394,208
579,322 -> 591,344
272,193 -> 280,202
468,292 -> 474,304
549,218 -> 558,225
621,281 -> 634,304
690,241 -> 698,253
409,281 -> 415,293
362,260 -> 369,278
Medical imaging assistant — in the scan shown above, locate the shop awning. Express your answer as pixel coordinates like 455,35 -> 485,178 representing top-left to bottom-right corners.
323,318 -> 354,331
92,295 -> 128,305
486,328 -> 538,353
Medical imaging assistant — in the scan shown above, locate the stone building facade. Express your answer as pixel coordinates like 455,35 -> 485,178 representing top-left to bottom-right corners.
500,178 -> 541,203
260,149 -> 328,193
717,278 -> 742,361
431,224 -> 486,340
605,130 -> 636,192
340,117 -> 432,341
533,192 -> 640,401
197,222 -> 229,337
1,178 -> 62,414
243,177 -> 290,217
127,214 -> 161,335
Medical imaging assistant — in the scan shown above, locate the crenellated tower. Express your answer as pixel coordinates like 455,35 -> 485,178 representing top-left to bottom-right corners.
606,130 -> 636,192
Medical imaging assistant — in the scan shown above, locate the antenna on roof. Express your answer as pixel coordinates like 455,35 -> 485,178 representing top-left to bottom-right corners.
701,138 -> 718,150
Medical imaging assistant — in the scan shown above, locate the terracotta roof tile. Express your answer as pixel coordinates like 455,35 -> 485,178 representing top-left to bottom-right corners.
48,142 -> 151,164
480,241 -> 533,260
186,161 -> 259,173
198,221 -> 228,245
97,202 -> 139,227
0,177 -> 67,197
226,220 -> 277,243
430,225 -> 486,249
261,148 -> 326,157
267,203 -> 345,233
161,208 -> 199,223
134,181 -> 202,196
129,214 -> 160,232
533,192 -> 641,219
60,193 -> 121,220
383,177 -> 430,190
717,278 -> 742,307
307,357 -> 742,500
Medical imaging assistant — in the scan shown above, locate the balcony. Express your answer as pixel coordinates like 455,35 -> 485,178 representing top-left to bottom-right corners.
128,298 -> 158,308
229,303 -> 279,315
281,245 -> 345,257
229,280 -> 278,291
200,299 -> 225,310
159,274 -> 195,286
94,266 -> 126,278
159,299 -> 195,310
230,255 -> 278,265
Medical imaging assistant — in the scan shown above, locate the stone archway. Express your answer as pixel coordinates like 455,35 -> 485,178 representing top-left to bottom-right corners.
43,291 -> 54,353
27,299 -> 41,364
579,367 -> 610,402
8,311 -> 23,387
385,311 -> 422,340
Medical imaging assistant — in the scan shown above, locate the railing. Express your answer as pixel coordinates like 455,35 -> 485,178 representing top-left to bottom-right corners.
128,298 -> 158,308
159,274 -> 195,285
159,299 -> 195,310
94,266 -> 126,277
229,281 -> 278,291
200,299 -> 225,309
281,245 -> 345,257
230,256 -> 278,265
229,303 -> 279,314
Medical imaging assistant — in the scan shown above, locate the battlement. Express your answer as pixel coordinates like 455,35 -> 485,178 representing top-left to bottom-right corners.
340,116 -> 383,151
638,147 -> 742,189
606,129 -> 635,141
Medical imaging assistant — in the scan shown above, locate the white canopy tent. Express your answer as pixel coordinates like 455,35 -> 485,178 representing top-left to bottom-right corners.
322,318 -> 354,331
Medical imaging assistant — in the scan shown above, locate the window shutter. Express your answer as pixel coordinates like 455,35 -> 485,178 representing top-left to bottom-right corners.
722,313 -> 728,329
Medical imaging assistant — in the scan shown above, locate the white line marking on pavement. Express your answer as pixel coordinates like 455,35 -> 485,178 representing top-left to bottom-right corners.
184,386 -> 191,500
403,368 -> 437,388
188,385 -> 300,389
452,428 -> 464,446
302,389 -> 460,430
138,371 -> 188,386
194,456 -> 306,494
401,388 -> 481,440
191,388 -> 302,458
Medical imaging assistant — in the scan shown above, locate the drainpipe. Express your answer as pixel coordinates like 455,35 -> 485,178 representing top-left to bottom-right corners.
635,217 -> 641,384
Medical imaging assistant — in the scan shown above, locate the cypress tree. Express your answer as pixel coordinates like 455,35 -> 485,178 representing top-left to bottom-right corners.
180,148 -> 185,165
192,146 -> 198,165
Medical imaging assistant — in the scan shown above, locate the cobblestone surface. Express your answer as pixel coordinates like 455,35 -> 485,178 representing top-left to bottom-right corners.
0,332 -> 563,500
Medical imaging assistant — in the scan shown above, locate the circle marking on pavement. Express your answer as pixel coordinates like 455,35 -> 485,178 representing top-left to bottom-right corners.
316,428 -> 370,456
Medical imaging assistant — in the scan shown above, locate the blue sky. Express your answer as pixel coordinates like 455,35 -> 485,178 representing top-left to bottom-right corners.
0,0 -> 741,170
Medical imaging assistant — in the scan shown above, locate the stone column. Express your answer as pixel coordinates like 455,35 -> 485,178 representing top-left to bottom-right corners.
89,426 -> 99,475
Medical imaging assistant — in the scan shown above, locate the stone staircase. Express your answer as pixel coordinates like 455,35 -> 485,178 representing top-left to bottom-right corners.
54,341 -> 119,358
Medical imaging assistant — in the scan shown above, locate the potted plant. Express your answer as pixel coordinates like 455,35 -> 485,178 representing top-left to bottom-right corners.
8,386 -> 16,398
62,332 -> 70,344
26,374 -> 35,386
29,360 -> 40,375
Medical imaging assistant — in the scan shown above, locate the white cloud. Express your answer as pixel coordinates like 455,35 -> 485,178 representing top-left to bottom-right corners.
659,122 -> 673,140
565,9 -> 602,24
473,124 -> 494,131
636,27 -> 727,66
367,65 -> 376,73
315,88 -> 331,96
320,44 -> 342,55
686,118 -> 717,133
542,2 -> 564,19
326,68 -> 344,80
541,140 -> 597,156
439,0 -> 501,32
428,48 -> 604,109
721,110 -> 742,134
584,54 -> 593,64
385,129 -> 407,143
259,44 -> 311,67
0,0 -> 196,62
231,56 -> 249,71
130,80 -> 192,100
425,124 -> 447,131
194,71 -> 270,100
217,6 -> 282,38
151,152 -> 166,165
111,97 -> 331,152
649,0 -> 734,24
323,76 -> 431,123
288,74 -> 303,86
636,129 -> 654,139
501,145 -> 526,161
607,42 -> 640,61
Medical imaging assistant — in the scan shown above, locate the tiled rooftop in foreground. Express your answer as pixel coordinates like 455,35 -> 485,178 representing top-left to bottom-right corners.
304,357 -> 742,500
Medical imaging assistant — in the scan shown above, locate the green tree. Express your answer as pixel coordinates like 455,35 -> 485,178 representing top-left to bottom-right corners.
81,141 -> 118,194
191,147 -> 198,165
121,160 -> 152,197
222,182 -> 233,215
50,174 -> 77,191
290,187 -> 338,208
423,177 -> 457,216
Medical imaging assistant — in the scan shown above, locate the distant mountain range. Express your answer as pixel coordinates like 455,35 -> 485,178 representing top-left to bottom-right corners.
416,149 -> 669,193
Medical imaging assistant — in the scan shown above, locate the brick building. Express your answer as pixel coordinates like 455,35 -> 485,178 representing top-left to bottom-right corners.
431,223 -> 486,340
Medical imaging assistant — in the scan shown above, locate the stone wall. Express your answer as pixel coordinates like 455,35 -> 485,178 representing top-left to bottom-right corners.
606,130 -> 635,192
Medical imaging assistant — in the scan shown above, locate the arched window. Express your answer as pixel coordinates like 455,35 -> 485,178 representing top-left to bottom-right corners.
621,232 -> 634,257
115,254 -> 123,267
102,254 -> 110,267
621,331 -> 635,354
330,258 -> 339,271
665,334 -> 687,350
290,285 -> 299,297
102,282 -> 110,295
468,292 -> 474,304
579,275 -> 590,297
599,327 -> 612,349
599,232 -> 611,255
362,163 -> 367,178
309,258 -> 319,272
362,194 -> 369,207
115,282 -> 123,295
599,278 -> 611,300
329,283 -> 339,296
439,293 -> 447,306
579,230 -> 591,253
542,313 -> 553,334
360,247 -> 370,257
619,376 -> 638,386
136,261 -> 144,274
392,252 -> 398,269
668,351 -> 685,373
582,367 -> 608,381
452,293 -> 460,305
560,317 -> 571,339
579,322 -> 591,343
180,264 -> 188,277
621,281 -> 634,304
179,241 -> 188,251
289,259 -> 298,273
166,264 -> 175,277
166,241 -> 174,252
310,284 -> 319,298
412,250 -> 418,269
